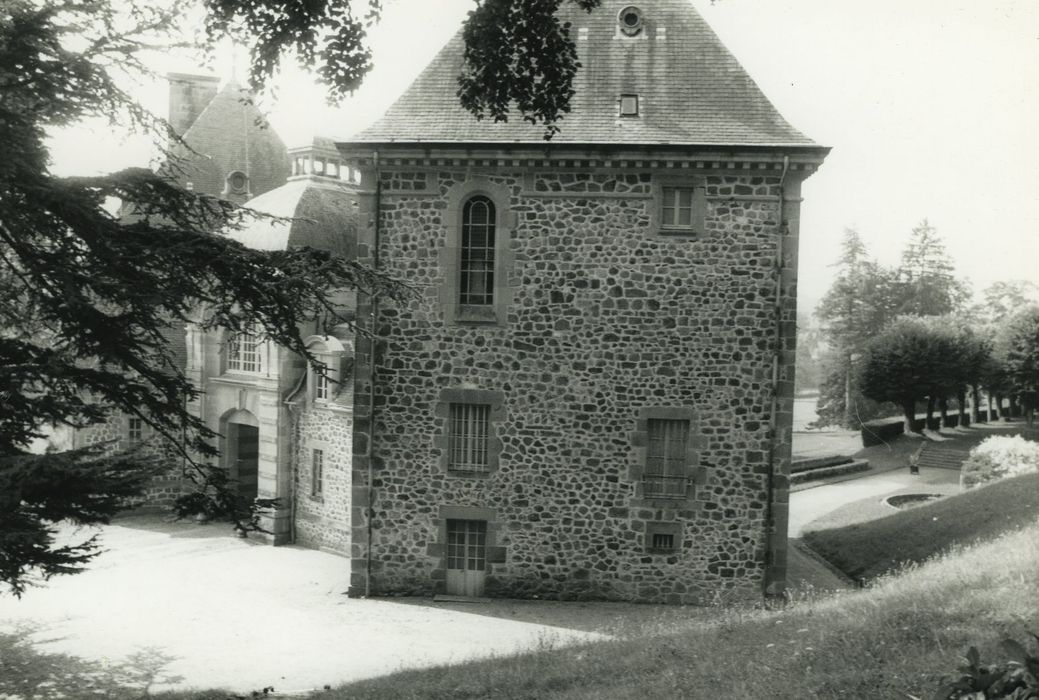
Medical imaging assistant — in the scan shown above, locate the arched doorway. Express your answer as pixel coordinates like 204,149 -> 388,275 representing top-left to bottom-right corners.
222,409 -> 259,504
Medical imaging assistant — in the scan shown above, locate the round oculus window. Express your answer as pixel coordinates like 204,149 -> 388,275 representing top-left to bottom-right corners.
227,171 -> 248,193
619,6 -> 643,35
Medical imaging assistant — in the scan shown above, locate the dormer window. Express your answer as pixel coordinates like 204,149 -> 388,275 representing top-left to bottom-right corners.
304,335 -> 350,404
619,94 -> 639,117
619,6 -> 644,36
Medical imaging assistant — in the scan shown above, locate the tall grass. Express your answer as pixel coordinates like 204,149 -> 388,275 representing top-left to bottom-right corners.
316,523 -> 1039,699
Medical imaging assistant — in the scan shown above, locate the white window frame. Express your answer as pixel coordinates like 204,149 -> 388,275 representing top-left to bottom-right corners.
226,330 -> 265,375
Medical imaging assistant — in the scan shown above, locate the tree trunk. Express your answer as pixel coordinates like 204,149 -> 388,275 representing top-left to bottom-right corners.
926,396 -> 936,430
939,397 -> 949,429
903,400 -> 917,434
971,385 -> 980,423
958,387 -> 968,426
995,393 -> 1005,421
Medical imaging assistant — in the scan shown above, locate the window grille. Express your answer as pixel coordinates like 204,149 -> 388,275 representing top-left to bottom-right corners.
314,362 -> 329,401
644,418 -> 689,497
446,519 -> 487,571
127,417 -> 144,447
311,448 -> 324,497
459,196 -> 495,306
662,187 -> 694,228
651,533 -> 675,550
227,332 -> 262,373
448,403 -> 491,472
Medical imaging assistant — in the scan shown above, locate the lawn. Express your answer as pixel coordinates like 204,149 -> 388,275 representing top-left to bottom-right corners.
297,521 -> 1039,700
802,470 -> 1039,583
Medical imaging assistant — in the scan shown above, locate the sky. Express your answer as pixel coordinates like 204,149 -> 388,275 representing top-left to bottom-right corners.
48,0 -> 1039,313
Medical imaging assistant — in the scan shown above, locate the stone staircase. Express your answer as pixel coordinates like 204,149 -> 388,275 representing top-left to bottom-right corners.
790,455 -> 870,485
915,442 -> 973,470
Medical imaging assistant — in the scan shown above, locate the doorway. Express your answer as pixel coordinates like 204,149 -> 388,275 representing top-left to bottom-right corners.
445,519 -> 487,597
225,415 -> 259,504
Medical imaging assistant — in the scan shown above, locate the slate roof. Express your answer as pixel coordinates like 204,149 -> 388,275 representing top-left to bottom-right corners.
230,176 -> 359,259
347,0 -> 817,147
166,79 -> 290,198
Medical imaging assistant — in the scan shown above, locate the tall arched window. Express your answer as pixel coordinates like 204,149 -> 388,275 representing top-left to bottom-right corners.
460,196 -> 496,306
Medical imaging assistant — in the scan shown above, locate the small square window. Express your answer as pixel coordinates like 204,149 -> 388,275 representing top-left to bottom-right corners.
645,523 -> 682,553
651,533 -> 674,551
619,94 -> 639,117
311,448 -> 324,497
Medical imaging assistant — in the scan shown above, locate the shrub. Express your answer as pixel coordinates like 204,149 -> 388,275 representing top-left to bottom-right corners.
933,634 -> 1039,700
861,418 -> 905,447
961,435 -> 1039,489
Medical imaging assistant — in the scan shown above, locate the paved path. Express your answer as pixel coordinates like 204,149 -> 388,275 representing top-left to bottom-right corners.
789,466 -> 961,537
0,517 -> 604,695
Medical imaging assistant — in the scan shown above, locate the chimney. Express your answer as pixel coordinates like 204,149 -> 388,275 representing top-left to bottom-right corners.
167,72 -> 220,138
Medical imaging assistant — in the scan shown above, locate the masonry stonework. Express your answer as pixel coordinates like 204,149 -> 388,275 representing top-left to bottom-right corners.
293,401 -> 354,555
348,164 -> 800,604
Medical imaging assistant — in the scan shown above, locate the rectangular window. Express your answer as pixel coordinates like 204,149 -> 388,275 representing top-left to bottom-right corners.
311,448 -> 324,497
651,533 -> 675,551
314,363 -> 329,401
127,417 -> 144,447
448,403 -> 491,472
644,419 -> 689,498
619,94 -> 639,116
227,332 -> 262,373
662,187 -> 694,229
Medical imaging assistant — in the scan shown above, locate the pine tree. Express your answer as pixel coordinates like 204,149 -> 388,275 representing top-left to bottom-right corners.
0,0 -> 403,595
896,219 -> 970,317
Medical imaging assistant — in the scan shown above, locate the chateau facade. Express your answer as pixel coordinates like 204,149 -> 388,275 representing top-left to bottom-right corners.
113,0 -> 829,603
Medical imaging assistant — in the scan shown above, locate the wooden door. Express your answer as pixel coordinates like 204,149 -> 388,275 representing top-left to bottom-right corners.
445,519 -> 487,597
231,423 -> 259,503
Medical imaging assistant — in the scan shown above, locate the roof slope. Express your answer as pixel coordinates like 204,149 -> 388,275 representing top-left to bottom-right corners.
229,177 -> 359,259
348,0 -> 815,147
166,80 -> 290,198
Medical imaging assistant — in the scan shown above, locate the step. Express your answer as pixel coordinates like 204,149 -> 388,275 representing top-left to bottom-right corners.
791,454 -> 855,474
790,458 -> 870,484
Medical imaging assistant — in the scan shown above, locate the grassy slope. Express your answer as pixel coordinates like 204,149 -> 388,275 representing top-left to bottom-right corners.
313,523 -> 1039,700
803,471 -> 1039,583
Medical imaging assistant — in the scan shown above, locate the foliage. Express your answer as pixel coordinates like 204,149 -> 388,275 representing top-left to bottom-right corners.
996,306 -> 1039,418
0,0 -> 402,595
961,435 -> 1039,489
974,281 -> 1039,324
859,317 -> 959,432
896,219 -> 970,317
803,470 -> 1039,584
203,0 -> 603,137
933,635 -> 1039,700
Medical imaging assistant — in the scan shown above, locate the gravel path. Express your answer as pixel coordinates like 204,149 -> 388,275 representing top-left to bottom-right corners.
0,517 -> 605,695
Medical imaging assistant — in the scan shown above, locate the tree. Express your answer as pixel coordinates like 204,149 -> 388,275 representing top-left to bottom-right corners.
996,306 -> 1039,426
977,280 -> 1039,323
0,1 -> 402,595
204,0 -> 603,137
895,219 -> 970,317
859,317 -> 958,434
814,228 -> 900,427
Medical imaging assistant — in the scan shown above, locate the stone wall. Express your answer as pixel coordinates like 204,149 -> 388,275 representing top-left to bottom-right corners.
77,415 -> 186,509
353,163 -> 801,604
293,397 -> 353,555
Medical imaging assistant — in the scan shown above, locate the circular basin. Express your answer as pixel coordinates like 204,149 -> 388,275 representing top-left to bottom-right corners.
885,493 -> 944,509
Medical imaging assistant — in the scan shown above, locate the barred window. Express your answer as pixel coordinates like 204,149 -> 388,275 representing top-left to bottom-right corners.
662,187 -> 694,228
651,533 -> 675,551
644,419 -> 689,498
459,196 -> 495,306
311,448 -> 324,497
448,403 -> 491,472
227,331 -> 262,373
